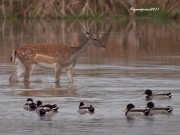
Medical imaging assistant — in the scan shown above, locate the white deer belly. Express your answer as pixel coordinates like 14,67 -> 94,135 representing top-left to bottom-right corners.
36,62 -> 55,69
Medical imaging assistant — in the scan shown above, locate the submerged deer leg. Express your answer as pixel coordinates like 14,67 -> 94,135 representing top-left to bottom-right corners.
55,66 -> 62,82
66,69 -> 73,82
9,60 -> 26,82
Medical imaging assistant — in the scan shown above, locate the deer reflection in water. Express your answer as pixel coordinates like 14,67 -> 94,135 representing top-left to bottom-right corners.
9,28 -> 106,83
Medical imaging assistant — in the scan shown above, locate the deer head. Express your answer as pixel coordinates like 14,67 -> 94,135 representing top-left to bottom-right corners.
81,28 -> 106,50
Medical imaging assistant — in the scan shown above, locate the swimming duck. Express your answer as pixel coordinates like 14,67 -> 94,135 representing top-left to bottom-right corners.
123,103 -> 150,117
77,102 -> 95,114
146,102 -> 173,115
38,108 -> 54,117
142,89 -> 172,99
36,100 -> 59,112
23,98 -> 36,110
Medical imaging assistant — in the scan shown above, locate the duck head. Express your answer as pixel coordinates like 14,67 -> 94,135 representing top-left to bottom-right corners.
26,98 -> 34,103
29,102 -> 37,110
123,103 -> 135,112
146,102 -> 154,109
79,102 -> 85,108
142,89 -> 153,97
39,108 -> 46,116
37,100 -> 42,107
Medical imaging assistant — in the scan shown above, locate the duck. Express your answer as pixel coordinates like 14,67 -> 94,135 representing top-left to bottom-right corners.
77,102 -> 95,114
36,100 -> 59,112
37,108 -> 54,117
123,103 -> 150,117
146,101 -> 173,115
142,89 -> 172,99
23,98 -> 37,110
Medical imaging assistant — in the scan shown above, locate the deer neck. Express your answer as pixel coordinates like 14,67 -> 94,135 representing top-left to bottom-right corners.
70,39 -> 92,62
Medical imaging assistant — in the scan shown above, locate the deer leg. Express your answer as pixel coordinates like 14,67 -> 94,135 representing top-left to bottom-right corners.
66,69 -> 73,82
24,65 -> 35,82
9,59 -> 26,82
55,66 -> 62,82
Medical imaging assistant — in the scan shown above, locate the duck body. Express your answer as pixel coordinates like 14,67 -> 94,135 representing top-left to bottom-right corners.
146,102 -> 173,115
142,89 -> 172,100
23,98 -> 37,110
78,102 -> 95,114
38,108 -> 54,117
124,103 -> 150,117
36,100 -> 59,113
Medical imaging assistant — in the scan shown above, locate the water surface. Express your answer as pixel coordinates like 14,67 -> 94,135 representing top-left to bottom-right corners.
0,18 -> 180,135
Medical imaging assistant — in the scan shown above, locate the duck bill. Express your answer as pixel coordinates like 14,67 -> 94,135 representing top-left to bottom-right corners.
141,92 -> 145,96
145,106 -> 148,108
52,109 -> 55,112
123,108 -> 128,112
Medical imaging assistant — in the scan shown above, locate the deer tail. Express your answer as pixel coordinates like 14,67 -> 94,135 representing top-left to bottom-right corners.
11,50 -> 17,64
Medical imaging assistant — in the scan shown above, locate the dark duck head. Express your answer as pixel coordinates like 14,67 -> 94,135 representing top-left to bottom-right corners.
146,102 -> 154,109
29,102 -> 37,110
143,89 -> 153,98
79,102 -> 85,108
124,103 -> 135,112
39,108 -> 46,116
37,100 -> 42,107
24,98 -> 36,110
26,98 -> 34,103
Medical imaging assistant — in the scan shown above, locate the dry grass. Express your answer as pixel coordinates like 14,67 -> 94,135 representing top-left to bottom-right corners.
0,0 -> 179,19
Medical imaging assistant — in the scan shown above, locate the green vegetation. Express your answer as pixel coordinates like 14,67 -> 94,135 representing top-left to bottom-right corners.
0,0 -> 179,20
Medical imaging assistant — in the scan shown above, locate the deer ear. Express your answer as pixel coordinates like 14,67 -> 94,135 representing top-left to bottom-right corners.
81,28 -> 90,38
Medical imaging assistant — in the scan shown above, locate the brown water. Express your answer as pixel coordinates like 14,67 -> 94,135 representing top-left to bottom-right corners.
0,18 -> 180,135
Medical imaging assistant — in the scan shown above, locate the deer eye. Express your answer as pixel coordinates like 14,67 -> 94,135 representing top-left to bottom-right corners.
94,39 -> 98,41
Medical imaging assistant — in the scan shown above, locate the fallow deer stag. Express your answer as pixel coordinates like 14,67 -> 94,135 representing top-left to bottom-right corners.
9,28 -> 106,83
